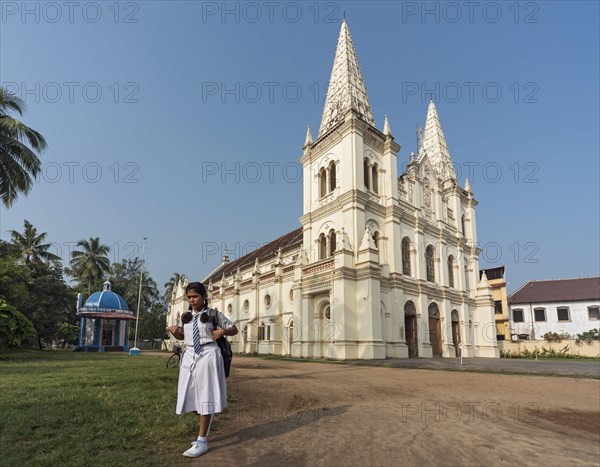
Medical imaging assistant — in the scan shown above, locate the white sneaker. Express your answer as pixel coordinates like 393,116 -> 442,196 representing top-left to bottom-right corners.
183,440 -> 208,457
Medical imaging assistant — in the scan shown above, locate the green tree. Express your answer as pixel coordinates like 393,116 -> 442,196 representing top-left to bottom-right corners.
0,246 -> 29,309
126,270 -> 159,313
70,237 -> 110,294
0,87 -> 47,207
0,299 -> 35,351
7,219 -> 60,265
20,262 -> 75,349
163,272 -> 186,304
139,302 -> 168,345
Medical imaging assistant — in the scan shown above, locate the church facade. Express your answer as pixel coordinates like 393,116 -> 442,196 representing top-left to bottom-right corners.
167,20 -> 499,359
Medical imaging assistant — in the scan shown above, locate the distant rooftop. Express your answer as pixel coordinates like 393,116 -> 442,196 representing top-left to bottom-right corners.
508,276 -> 600,304
480,266 -> 506,281
204,227 -> 303,285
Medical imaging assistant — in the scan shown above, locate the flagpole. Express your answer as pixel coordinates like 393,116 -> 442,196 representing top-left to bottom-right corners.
129,237 -> 147,356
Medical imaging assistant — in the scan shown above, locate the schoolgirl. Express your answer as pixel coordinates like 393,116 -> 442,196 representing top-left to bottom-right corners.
167,281 -> 238,457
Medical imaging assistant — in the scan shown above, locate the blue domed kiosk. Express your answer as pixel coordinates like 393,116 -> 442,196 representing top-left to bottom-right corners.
77,281 -> 135,352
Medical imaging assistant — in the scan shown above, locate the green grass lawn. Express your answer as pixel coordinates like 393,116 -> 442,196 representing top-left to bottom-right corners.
0,350 -> 208,466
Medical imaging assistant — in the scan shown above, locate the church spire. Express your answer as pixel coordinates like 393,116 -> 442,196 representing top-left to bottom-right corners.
418,100 -> 457,181
318,19 -> 375,137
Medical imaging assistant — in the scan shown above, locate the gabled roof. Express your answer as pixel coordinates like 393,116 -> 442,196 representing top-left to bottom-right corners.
508,276 -> 600,304
204,227 -> 303,285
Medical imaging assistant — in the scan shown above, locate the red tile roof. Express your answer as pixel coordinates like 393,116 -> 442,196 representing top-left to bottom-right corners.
205,227 -> 303,284
508,277 -> 600,304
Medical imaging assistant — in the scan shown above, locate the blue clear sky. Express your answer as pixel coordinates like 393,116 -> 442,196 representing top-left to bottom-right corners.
1,1 -> 598,294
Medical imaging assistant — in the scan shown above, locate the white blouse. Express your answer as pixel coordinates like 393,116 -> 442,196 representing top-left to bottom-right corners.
178,308 -> 234,348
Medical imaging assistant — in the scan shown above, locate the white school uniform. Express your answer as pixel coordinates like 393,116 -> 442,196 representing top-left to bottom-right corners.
176,308 -> 234,415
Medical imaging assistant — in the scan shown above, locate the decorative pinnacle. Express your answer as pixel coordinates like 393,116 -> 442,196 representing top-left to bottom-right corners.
304,126 -> 313,148
383,115 -> 392,137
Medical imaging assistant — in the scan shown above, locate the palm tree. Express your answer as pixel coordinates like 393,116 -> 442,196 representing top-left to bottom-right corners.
70,238 -> 111,294
164,272 -> 186,304
0,87 -> 47,208
8,219 -> 60,265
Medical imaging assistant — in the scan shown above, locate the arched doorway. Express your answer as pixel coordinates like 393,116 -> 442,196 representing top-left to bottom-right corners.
428,303 -> 443,357
451,309 -> 461,357
404,301 -> 418,358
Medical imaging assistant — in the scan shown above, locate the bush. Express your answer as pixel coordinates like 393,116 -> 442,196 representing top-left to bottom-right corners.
543,332 -> 563,343
575,329 -> 600,345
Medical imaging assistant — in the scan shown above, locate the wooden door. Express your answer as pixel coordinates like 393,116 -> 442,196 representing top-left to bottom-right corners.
452,321 -> 461,357
405,315 -> 418,358
429,317 -> 443,357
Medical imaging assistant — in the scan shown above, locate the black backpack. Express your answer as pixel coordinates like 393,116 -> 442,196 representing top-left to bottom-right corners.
209,308 -> 233,378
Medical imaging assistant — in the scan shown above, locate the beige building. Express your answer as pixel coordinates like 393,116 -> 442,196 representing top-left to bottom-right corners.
167,20 -> 499,359
480,267 -> 510,341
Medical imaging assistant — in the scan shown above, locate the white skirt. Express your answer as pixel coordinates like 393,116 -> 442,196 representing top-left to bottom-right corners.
176,343 -> 227,415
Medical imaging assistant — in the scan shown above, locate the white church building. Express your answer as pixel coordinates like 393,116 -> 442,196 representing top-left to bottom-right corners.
167,20 -> 499,359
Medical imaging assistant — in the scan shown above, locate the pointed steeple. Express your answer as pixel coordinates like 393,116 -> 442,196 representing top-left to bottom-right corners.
303,126 -> 313,148
418,100 -> 457,181
464,176 -> 471,193
383,115 -> 392,137
319,19 -> 375,137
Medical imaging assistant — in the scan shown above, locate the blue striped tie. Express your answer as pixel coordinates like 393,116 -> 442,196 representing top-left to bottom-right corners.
192,314 -> 202,354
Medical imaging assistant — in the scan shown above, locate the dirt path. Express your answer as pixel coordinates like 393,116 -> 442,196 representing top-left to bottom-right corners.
196,357 -> 600,466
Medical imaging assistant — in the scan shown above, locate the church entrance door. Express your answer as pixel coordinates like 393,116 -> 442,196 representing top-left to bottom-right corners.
429,317 -> 443,357
405,315 -> 418,358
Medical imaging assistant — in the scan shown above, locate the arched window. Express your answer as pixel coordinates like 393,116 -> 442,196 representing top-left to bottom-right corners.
372,163 -> 379,194
329,229 -> 336,256
258,322 -> 265,341
404,301 -> 416,316
461,215 -> 466,235
401,237 -> 411,276
425,245 -> 435,282
329,162 -> 337,192
464,263 -> 470,290
447,255 -> 455,288
451,310 -> 460,322
319,234 -> 327,260
319,168 -> 327,198
363,158 -> 370,190
428,303 -> 440,318
372,231 -> 379,250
